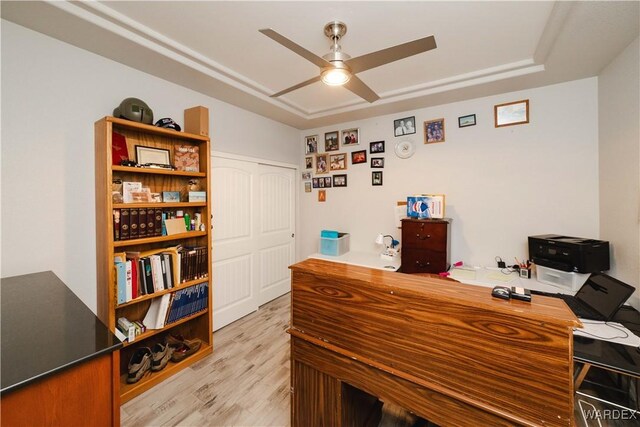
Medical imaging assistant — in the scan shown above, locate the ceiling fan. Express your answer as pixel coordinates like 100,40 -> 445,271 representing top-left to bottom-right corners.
259,21 -> 437,103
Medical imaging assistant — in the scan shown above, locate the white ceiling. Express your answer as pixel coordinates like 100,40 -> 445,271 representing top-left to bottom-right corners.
2,1 -> 639,129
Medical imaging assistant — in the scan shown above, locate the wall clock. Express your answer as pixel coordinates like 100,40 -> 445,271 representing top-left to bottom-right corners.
394,140 -> 415,159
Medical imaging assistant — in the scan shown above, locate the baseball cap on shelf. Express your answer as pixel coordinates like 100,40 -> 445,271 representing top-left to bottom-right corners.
154,118 -> 181,131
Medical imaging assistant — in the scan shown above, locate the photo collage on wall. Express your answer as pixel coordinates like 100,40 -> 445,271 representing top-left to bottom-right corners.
302,100 -> 530,198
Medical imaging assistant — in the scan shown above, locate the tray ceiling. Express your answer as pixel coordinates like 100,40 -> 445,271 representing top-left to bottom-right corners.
2,1 -> 638,129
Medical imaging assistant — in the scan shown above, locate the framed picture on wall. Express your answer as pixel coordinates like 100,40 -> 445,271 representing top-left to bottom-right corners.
341,128 -> 359,145
424,118 -> 445,144
370,141 -> 385,153
305,135 -> 318,154
333,174 -> 347,187
494,99 -> 529,127
323,177 -> 332,188
325,131 -> 339,151
304,182 -> 312,192
458,114 -> 476,128
312,178 -> 319,189
305,156 -> 313,169
351,150 -> 367,164
394,116 -> 416,137
315,153 -> 329,174
302,172 -> 311,180
372,171 -> 383,186
329,153 -> 347,171
371,157 -> 384,168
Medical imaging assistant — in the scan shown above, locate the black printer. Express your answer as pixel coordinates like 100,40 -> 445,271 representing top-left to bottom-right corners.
528,234 -> 610,273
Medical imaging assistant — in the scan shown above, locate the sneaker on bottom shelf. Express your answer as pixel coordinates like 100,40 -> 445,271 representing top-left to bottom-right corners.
127,347 -> 152,384
170,339 -> 202,363
151,342 -> 173,372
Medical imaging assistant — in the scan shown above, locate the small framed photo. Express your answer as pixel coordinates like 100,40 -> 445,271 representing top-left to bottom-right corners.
319,178 -> 325,188
495,99 -> 529,127
135,145 -> 170,166
424,118 -> 445,144
372,171 -> 383,186
318,190 -> 326,202
305,135 -> 318,154
329,153 -> 347,171
351,150 -> 367,164
371,157 -> 384,168
394,116 -> 416,137
341,128 -> 359,145
323,177 -> 332,188
315,153 -> 329,174
333,174 -> 347,187
304,182 -> 312,193
370,141 -> 385,153
458,114 -> 476,128
312,178 -> 319,189
305,156 -> 313,169
302,172 -> 311,180
325,131 -> 339,151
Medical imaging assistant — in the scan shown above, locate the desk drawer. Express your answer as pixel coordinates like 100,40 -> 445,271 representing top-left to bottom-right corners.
402,221 -> 447,250
401,249 -> 448,274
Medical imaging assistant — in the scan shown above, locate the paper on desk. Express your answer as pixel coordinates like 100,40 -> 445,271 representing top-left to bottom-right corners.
450,268 -> 477,280
485,271 -> 517,283
574,320 -> 640,347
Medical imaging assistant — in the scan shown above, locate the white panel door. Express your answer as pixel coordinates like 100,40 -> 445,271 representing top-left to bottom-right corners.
211,157 -> 295,330
211,157 -> 260,330
256,164 -> 295,305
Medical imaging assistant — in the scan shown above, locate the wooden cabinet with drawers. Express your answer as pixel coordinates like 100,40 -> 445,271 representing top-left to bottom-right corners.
401,218 -> 451,274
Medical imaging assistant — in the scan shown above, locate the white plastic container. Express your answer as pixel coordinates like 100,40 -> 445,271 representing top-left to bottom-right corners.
536,265 -> 590,292
319,233 -> 350,256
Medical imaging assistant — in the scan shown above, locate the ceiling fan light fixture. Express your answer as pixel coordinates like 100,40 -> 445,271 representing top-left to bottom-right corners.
321,65 -> 351,86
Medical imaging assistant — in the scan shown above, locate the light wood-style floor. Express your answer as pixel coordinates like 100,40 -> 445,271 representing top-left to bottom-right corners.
121,294 -> 291,427
121,293 -> 423,427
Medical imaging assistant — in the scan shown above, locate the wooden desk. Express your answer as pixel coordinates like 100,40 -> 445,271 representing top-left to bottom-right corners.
289,259 -> 581,426
1,272 -> 122,427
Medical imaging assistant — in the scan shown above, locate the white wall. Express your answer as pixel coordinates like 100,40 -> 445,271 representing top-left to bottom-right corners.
298,78 -> 601,271
598,37 -> 640,310
0,20 -> 299,311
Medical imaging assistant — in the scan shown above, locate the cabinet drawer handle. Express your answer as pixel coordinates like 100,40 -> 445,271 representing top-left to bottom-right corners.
416,233 -> 431,240
415,260 -> 430,268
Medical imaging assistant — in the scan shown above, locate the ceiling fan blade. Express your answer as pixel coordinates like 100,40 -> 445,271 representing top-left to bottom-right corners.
271,75 -> 322,98
343,75 -> 380,103
259,28 -> 330,69
345,35 -> 437,74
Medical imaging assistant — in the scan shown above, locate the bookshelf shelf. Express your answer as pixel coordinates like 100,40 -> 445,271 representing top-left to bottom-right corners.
113,202 -> 207,209
106,116 -> 209,142
115,278 -> 209,309
95,110 -> 213,404
113,231 -> 207,248
112,165 -> 206,178
121,309 -> 209,348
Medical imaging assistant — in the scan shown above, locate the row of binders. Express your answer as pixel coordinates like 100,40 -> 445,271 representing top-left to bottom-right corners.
114,246 -> 208,305
143,283 -> 209,330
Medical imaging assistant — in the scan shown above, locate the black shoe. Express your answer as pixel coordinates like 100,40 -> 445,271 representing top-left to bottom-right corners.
151,343 -> 173,371
127,347 -> 152,383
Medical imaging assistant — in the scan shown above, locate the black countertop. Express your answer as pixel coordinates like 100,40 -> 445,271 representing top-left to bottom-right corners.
1,271 -> 122,395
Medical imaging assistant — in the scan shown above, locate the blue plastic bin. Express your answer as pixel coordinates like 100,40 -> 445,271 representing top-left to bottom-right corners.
319,233 -> 350,256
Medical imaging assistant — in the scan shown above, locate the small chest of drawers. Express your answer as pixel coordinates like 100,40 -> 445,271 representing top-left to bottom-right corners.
401,218 -> 451,274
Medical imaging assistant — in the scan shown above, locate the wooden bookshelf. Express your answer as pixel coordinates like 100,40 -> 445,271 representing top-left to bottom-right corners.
95,111 -> 213,403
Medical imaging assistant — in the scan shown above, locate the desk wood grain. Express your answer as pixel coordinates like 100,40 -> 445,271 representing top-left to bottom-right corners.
290,259 -> 579,426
